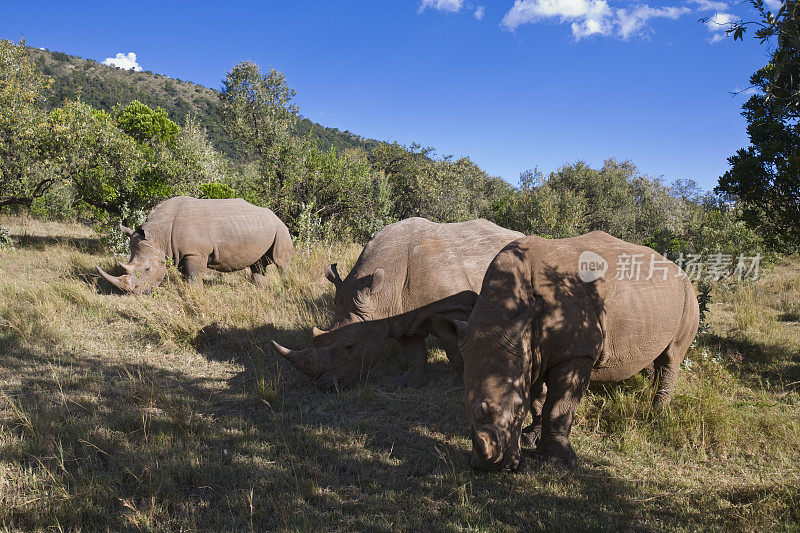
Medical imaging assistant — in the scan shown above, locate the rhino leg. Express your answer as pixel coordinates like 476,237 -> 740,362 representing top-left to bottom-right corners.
250,261 -> 270,288
441,339 -> 464,386
532,357 -> 593,468
269,225 -> 293,275
522,379 -> 547,448
252,271 -> 268,288
393,337 -> 429,388
182,255 -> 208,286
651,342 -> 686,411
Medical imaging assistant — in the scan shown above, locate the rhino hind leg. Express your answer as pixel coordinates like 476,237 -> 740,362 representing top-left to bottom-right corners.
532,357 -> 593,468
522,379 -> 547,448
651,341 -> 688,411
269,226 -> 292,275
393,337 -> 429,388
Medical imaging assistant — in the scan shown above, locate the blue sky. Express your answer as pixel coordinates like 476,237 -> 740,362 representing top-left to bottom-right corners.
0,0 -> 774,190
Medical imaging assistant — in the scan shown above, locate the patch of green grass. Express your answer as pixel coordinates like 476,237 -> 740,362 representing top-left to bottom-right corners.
0,217 -> 799,530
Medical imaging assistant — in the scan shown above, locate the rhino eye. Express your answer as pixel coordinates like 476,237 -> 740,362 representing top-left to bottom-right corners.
343,342 -> 356,353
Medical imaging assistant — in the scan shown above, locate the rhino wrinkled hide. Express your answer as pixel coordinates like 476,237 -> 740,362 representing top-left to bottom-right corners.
272,217 -> 523,391
96,196 -> 292,294
449,231 -> 699,471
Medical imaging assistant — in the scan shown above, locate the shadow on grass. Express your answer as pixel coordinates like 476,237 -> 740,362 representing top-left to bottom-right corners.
702,332 -> 800,388
11,232 -> 106,255
69,262 -> 121,295
0,321 -> 788,531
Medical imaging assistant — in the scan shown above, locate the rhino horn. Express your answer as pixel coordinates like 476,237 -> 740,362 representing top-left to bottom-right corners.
118,261 -> 135,272
96,266 -> 128,291
325,263 -> 343,287
119,222 -> 135,237
271,340 -> 319,377
312,326 -> 328,338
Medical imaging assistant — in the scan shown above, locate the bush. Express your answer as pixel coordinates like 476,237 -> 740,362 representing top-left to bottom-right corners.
199,182 -> 236,199
0,227 -> 14,251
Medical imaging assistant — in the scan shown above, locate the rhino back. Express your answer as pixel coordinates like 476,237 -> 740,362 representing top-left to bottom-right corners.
481,231 -> 691,382
339,217 -> 522,322
150,197 -> 280,271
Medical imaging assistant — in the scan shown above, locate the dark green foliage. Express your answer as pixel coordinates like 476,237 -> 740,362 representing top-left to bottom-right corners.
718,0 -> 800,250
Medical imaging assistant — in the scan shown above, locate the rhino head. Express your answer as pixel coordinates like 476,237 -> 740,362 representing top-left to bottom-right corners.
436,308 -> 538,472
96,223 -> 167,295
272,265 -> 387,391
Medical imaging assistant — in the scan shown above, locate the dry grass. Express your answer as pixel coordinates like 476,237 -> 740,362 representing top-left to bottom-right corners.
1,216 -> 798,531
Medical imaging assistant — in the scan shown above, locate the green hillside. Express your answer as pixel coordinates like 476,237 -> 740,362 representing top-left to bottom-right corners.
27,47 -> 379,158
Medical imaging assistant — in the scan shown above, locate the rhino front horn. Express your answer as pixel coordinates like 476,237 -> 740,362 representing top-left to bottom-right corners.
96,266 -> 126,291
271,340 -> 319,378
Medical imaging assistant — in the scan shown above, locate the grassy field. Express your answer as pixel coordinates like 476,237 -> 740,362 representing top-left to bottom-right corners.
0,217 -> 798,531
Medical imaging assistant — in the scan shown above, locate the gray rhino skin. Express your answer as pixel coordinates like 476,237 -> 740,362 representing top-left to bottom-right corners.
272,217 -> 523,391
97,196 -> 292,294
439,231 -> 699,471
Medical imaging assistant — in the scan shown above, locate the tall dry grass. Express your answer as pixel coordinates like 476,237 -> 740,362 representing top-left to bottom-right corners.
0,217 -> 798,531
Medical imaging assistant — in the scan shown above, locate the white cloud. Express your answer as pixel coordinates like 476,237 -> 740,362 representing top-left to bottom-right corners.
502,0 -> 612,37
502,0 -> 691,40
102,52 -> 142,71
418,0 -> 464,13
764,0 -> 783,11
474,5 -> 485,20
688,0 -> 729,11
616,5 -> 690,40
706,11 -> 737,43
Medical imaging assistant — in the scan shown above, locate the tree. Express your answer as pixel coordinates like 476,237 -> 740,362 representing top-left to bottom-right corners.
219,61 -> 299,189
717,1 -> 800,249
0,38 -> 54,209
45,100 -> 143,220
728,1 -> 800,117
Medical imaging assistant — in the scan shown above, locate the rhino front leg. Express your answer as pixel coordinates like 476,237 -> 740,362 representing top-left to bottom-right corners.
181,255 -> 208,286
393,337 -> 429,388
441,339 -> 464,386
522,379 -> 547,448
250,263 -> 270,288
532,357 -> 593,467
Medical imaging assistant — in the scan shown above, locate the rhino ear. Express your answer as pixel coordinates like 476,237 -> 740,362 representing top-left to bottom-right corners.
119,223 -> 135,237
369,268 -> 385,294
135,225 -> 153,242
325,263 -> 343,287
431,315 -> 468,342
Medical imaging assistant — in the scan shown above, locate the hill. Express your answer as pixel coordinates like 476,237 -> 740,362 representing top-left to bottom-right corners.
27,46 -> 380,158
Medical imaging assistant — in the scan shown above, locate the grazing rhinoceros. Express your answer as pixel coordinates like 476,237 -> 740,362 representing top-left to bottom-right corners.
96,196 -> 292,294
271,217 -> 523,391
436,231 -> 699,470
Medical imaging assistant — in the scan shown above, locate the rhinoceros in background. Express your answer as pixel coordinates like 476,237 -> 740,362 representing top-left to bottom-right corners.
96,196 -> 292,294
437,231 -> 699,470
272,217 -> 523,391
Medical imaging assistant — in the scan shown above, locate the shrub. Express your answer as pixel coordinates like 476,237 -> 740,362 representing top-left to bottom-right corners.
199,182 -> 236,199
0,227 -> 14,251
